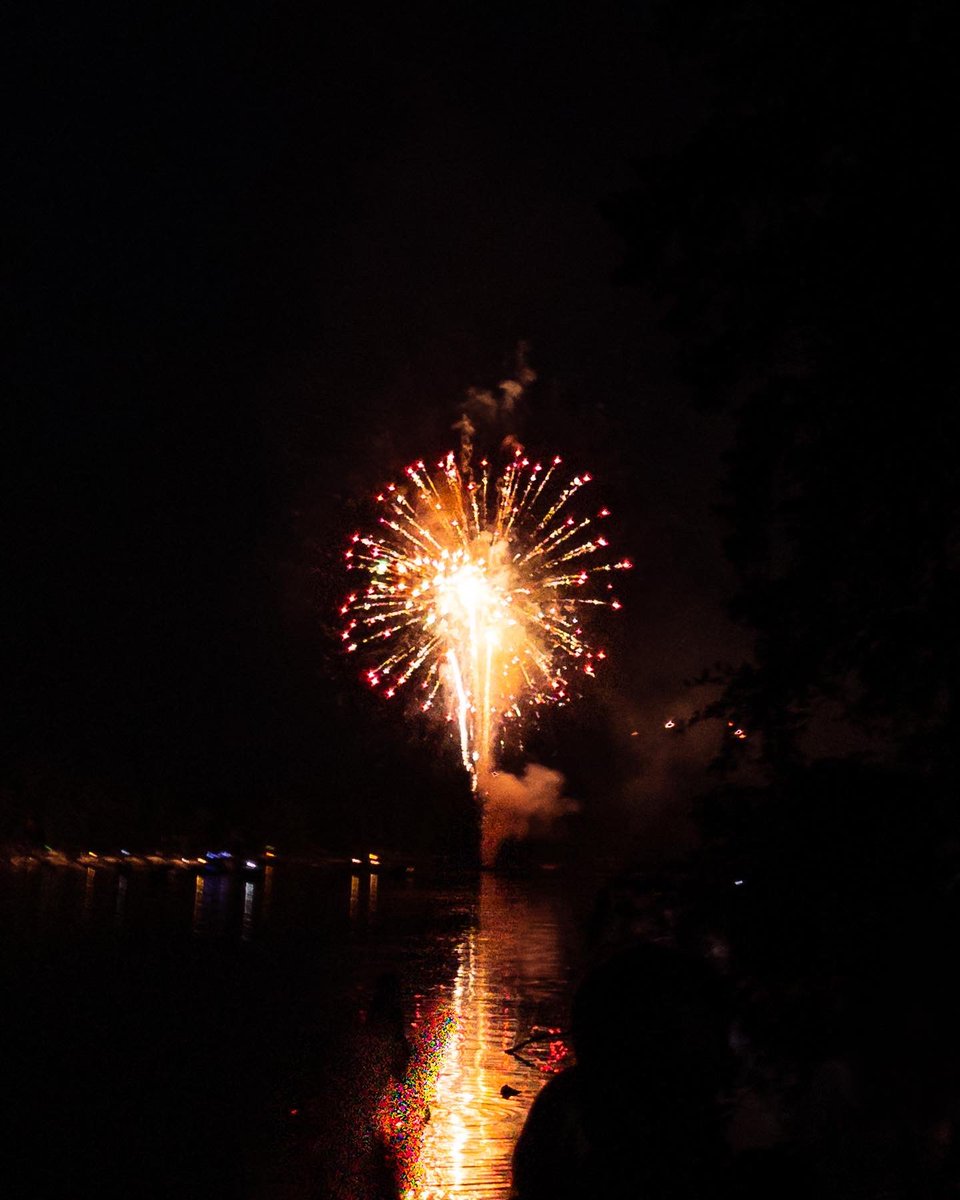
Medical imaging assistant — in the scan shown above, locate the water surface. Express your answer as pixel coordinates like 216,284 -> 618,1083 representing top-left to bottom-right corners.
1,859 -> 585,1198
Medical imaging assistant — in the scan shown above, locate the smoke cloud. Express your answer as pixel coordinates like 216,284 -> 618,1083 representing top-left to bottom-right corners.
455,341 -> 539,463
479,762 -> 577,867
499,339 -> 537,411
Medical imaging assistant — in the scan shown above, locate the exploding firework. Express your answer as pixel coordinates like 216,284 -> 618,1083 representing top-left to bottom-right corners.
340,448 -> 631,786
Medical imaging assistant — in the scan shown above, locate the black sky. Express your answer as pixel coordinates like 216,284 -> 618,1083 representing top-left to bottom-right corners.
6,4 -> 748,849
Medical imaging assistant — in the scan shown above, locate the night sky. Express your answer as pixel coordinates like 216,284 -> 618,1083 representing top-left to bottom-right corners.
6,4 -> 949,857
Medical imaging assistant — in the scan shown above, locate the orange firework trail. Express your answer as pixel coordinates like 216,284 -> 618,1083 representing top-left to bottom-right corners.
340,448 -> 631,787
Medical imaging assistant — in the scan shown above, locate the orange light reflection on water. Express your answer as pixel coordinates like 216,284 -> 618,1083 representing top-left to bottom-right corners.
383,876 -> 574,1199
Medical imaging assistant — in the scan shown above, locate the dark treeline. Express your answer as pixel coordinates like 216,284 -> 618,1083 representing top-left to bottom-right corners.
599,5 -> 960,1192
606,0 -> 958,836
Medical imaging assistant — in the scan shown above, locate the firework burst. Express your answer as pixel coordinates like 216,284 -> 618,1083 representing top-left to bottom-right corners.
341,448 -> 631,786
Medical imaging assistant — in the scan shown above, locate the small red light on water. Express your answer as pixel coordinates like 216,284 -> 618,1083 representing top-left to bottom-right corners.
289,1108 -> 299,1116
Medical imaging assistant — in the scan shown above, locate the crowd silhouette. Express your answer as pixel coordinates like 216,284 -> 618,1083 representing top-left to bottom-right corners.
510,875 -> 960,1199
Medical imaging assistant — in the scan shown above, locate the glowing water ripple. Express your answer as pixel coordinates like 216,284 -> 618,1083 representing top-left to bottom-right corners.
389,874 -> 576,1199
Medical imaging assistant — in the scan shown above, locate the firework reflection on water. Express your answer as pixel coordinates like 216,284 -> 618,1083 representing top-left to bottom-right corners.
384,874 -> 577,1199
0,858 -> 583,1198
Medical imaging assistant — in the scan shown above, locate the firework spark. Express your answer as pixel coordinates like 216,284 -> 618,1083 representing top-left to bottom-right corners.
341,449 -> 630,786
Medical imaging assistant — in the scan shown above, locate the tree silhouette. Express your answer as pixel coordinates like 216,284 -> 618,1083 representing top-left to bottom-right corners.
606,1 -> 958,783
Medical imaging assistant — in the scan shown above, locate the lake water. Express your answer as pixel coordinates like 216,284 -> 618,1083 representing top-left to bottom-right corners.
1,859 -> 591,1199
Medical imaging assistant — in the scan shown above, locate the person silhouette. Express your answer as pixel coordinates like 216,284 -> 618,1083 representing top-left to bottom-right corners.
512,942 -> 735,1199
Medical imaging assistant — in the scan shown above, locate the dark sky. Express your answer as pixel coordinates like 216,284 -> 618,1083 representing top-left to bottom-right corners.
5,4 -> 745,848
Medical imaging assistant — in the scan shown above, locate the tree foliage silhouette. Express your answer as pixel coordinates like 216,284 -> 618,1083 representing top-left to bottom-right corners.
607,1 -> 958,781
